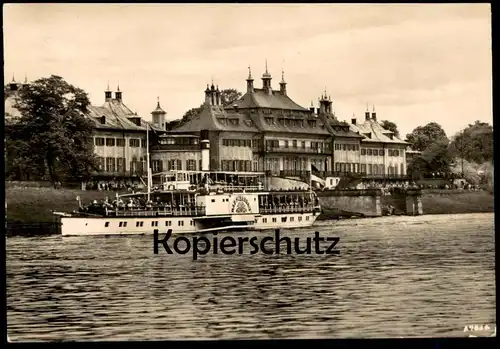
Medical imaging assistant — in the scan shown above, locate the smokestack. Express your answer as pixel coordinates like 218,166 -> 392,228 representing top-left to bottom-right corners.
200,130 -> 210,171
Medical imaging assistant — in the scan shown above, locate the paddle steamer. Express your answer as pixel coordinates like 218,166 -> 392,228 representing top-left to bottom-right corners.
53,129 -> 321,236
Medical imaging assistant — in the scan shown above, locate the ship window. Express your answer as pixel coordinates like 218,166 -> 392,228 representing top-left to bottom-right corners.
306,216 -> 309,221
165,221 -> 171,226
178,220 -> 184,226
123,222 -> 127,227
105,222 -> 110,227
281,217 -> 287,222
190,221 -> 194,226
136,221 -> 144,227
290,217 -> 294,222
119,222 -> 122,227
298,216 -> 302,221
272,218 -> 277,223
211,199 -> 215,203
263,218 -> 267,223
152,221 -> 158,227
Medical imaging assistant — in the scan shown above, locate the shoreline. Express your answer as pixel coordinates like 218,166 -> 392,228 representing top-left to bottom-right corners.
5,185 -> 494,234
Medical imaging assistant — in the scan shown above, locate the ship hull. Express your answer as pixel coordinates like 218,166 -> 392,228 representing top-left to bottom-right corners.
57,212 -> 319,236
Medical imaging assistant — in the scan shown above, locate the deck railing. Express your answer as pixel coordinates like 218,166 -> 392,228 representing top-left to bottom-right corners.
259,205 -> 317,214
114,206 -> 206,217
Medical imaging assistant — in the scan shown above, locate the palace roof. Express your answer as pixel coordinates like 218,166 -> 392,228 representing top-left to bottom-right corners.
86,99 -> 162,132
350,119 -> 408,145
230,88 -> 309,111
170,104 -> 260,133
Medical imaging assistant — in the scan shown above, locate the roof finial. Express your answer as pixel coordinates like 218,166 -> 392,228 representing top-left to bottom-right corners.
310,100 -> 313,107
366,103 -> 369,112
265,59 -> 268,74
107,80 -> 110,91
281,69 -> 285,82
248,65 -> 252,79
373,104 -> 376,112
11,74 -> 15,82
157,96 -> 160,107
117,81 -> 120,92
24,74 -> 28,84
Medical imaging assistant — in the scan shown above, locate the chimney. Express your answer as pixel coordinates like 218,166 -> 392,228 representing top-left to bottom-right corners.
115,84 -> 122,102
100,116 -> 106,125
9,75 -> 18,91
204,85 -> 212,105
200,129 -> 210,171
246,66 -> 254,94
365,110 -> 370,121
233,104 -> 239,112
351,118 -> 356,125
105,82 -> 112,102
279,69 -> 287,96
316,108 -> 320,114
371,106 -> 377,121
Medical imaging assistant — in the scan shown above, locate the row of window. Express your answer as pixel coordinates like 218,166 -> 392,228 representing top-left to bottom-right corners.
107,220 -> 194,228
222,139 -> 254,148
159,137 -> 199,146
152,159 -> 200,172
94,137 -> 146,148
96,157 -> 148,173
360,148 -> 401,157
266,140 -> 328,150
264,117 -> 319,128
334,143 -> 360,151
221,160 -> 255,172
262,215 -> 310,223
333,162 -> 404,175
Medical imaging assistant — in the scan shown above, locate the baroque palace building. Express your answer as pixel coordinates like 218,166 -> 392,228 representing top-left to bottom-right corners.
163,65 -> 362,178
5,67 -> 411,186
85,84 -> 164,183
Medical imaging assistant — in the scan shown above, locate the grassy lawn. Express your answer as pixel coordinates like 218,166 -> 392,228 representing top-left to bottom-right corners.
421,191 -> 494,215
5,186 -> 127,223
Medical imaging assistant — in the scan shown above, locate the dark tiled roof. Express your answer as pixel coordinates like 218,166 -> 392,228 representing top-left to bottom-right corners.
350,119 -> 408,145
171,104 -> 260,133
246,109 -> 331,136
86,99 -> 162,132
229,88 -> 309,111
322,115 -> 365,139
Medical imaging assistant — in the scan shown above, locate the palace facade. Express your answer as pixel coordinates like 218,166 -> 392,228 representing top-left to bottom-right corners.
5,67 -> 412,186
159,66 -> 409,184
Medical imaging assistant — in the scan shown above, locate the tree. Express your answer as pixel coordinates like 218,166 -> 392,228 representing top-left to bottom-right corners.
220,88 -> 242,107
405,122 -> 448,152
5,75 -> 97,183
380,120 -> 400,138
449,121 -> 493,164
407,139 -> 454,179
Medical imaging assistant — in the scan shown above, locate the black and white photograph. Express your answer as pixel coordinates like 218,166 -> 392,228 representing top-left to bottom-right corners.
4,3 -> 495,342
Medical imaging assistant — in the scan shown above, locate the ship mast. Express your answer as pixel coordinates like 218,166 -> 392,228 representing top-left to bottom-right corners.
146,122 -> 151,202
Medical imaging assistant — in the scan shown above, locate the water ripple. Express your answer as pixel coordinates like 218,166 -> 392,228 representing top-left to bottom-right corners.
6,213 -> 496,341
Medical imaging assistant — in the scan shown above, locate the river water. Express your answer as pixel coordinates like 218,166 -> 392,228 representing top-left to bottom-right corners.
6,213 -> 495,341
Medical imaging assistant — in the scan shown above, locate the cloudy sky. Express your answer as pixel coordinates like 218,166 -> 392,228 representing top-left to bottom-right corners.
3,3 -> 492,138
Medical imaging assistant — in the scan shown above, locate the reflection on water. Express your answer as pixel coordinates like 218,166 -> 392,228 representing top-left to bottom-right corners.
6,213 -> 496,341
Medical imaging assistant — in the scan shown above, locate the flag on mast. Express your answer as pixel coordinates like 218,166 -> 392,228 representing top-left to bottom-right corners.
310,164 -> 325,188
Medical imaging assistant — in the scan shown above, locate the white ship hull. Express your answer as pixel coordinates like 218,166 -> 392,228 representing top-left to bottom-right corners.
57,212 -> 319,236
